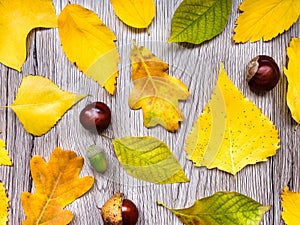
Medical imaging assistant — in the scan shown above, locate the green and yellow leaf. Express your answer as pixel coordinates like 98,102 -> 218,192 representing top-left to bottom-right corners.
0,0 -> 57,71
129,41 -> 190,132
282,187 -> 300,224
169,0 -> 232,44
0,139 -> 12,166
58,4 -> 120,95
112,136 -> 189,184
185,63 -> 280,175
0,182 -> 9,225
21,147 -> 94,225
9,75 -> 86,136
158,191 -> 270,225
285,37 -> 300,125
234,0 -> 300,43
110,0 -> 155,28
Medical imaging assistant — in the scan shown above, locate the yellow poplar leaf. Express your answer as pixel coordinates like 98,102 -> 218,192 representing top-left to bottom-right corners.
0,0 -> 57,71
285,37 -> 300,124
234,0 -> 300,43
282,186 -> 300,224
21,147 -> 94,225
0,182 -> 9,225
0,139 -> 12,166
9,75 -> 86,136
110,0 -> 155,28
185,63 -> 280,175
58,4 -> 120,95
129,41 -> 190,132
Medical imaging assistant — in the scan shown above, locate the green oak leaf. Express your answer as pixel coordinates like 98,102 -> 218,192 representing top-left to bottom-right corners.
169,0 -> 232,44
158,191 -> 271,225
112,136 -> 189,184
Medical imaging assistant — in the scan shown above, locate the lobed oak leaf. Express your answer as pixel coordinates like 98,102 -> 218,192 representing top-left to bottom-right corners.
282,186 -> 300,224
0,0 -> 57,71
8,75 -> 86,136
21,147 -> 94,225
169,0 -> 232,44
185,63 -> 280,175
58,4 -> 120,95
110,0 -> 155,28
284,37 -> 300,125
112,136 -> 189,184
158,191 -> 270,225
234,0 -> 300,43
0,182 -> 9,225
129,41 -> 190,132
0,139 -> 12,166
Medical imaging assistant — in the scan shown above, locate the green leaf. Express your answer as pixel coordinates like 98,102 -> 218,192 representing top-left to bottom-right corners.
169,0 -> 232,44
112,136 -> 189,184
158,191 -> 271,225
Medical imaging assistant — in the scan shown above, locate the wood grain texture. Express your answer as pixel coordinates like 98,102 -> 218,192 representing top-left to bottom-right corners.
0,0 -> 299,224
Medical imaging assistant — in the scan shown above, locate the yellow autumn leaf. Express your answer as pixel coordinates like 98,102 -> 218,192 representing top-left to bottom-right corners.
0,0 -> 57,71
282,187 -> 300,224
58,4 -> 120,95
0,182 -> 9,225
0,139 -> 12,166
234,0 -> 300,43
285,37 -> 300,125
21,147 -> 94,225
110,0 -> 155,28
185,63 -> 280,175
129,41 -> 190,132
8,75 -> 86,136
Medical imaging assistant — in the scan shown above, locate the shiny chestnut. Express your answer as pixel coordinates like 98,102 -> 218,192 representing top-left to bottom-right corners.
101,193 -> 139,225
246,55 -> 280,91
79,102 -> 111,133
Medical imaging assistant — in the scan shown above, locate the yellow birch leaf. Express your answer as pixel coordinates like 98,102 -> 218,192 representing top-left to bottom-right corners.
282,187 -> 300,224
58,4 -> 120,95
285,37 -> 300,124
9,75 -> 86,136
129,41 -> 190,132
0,182 -> 9,225
0,139 -> 12,166
185,63 -> 280,175
21,147 -> 94,225
0,0 -> 57,71
234,0 -> 300,43
110,0 -> 155,28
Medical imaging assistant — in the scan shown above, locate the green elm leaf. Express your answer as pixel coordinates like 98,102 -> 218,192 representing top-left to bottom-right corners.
112,136 -> 189,184
169,0 -> 232,44
158,191 -> 271,225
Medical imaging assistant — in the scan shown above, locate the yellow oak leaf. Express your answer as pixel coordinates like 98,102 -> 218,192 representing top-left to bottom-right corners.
0,0 -> 57,71
110,0 -> 155,28
282,187 -> 300,224
0,182 -> 9,225
8,75 -> 86,136
0,139 -> 12,166
234,0 -> 300,43
285,37 -> 300,125
128,41 -> 190,132
58,4 -> 120,95
185,63 -> 280,175
21,147 -> 94,225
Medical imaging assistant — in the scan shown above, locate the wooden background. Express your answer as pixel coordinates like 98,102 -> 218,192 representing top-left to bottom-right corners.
0,0 -> 299,224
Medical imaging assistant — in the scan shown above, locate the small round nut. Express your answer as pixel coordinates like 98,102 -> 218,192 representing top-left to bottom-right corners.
246,55 -> 280,91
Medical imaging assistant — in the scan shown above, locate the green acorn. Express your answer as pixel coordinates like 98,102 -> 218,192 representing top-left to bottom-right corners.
86,145 -> 107,173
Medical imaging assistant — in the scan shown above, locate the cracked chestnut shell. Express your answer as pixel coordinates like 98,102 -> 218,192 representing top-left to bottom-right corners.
101,193 -> 139,225
246,55 -> 280,91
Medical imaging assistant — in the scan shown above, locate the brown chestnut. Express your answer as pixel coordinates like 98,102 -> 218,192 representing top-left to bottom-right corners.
79,102 -> 111,133
246,55 -> 280,91
101,193 -> 139,225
